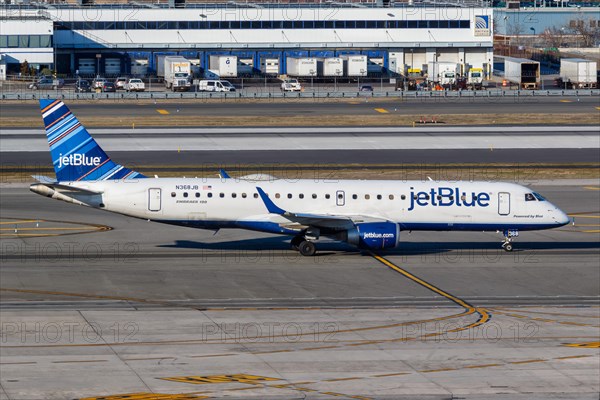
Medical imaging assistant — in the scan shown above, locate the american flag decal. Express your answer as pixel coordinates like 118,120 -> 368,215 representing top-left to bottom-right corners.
203,185 -> 212,190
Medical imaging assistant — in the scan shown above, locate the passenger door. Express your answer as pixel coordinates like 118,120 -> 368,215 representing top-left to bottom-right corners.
148,188 -> 161,212
498,192 -> 510,215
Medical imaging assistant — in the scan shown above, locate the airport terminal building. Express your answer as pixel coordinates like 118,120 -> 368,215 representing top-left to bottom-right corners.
0,4 -> 493,77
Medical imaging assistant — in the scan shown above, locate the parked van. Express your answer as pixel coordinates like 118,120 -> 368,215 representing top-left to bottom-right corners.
197,80 -> 236,92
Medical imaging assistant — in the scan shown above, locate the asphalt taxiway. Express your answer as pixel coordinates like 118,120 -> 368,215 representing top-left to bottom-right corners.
1,183 -> 599,399
1,96 -> 599,120
2,126 -> 600,166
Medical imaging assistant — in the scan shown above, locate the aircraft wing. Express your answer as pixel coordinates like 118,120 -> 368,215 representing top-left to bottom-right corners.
255,187 -> 390,230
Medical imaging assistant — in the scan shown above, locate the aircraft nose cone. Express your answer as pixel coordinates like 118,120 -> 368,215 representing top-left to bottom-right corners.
556,209 -> 571,226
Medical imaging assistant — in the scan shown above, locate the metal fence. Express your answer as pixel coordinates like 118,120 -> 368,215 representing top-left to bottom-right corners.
1,88 -> 598,101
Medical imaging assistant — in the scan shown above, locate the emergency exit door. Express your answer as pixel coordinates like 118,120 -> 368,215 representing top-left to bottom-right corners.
498,192 -> 510,215
148,188 -> 161,212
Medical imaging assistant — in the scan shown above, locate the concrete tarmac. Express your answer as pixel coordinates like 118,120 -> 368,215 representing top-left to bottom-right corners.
1,184 -> 599,399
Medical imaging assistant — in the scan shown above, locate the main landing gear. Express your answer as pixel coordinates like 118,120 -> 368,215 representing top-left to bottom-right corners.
501,229 -> 519,252
291,235 -> 316,256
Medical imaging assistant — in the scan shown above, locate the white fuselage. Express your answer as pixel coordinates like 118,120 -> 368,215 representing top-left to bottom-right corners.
50,178 -> 570,235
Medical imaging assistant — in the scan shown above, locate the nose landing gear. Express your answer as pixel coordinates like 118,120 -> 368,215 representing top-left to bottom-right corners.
501,229 -> 519,252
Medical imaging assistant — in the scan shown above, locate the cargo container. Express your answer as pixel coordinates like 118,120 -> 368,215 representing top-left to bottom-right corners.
504,57 -> 540,90
207,55 -> 238,78
286,57 -> 317,76
559,58 -> 597,89
317,57 -> 343,77
342,55 -> 367,77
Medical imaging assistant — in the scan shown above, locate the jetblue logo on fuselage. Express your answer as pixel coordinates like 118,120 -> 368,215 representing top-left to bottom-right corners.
58,153 -> 101,169
363,232 -> 395,239
408,187 -> 490,211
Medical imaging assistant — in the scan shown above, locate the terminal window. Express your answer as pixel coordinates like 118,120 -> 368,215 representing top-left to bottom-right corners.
52,20 -> 471,31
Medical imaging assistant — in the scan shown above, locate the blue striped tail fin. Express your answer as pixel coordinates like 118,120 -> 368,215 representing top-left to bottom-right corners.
39,99 -> 145,182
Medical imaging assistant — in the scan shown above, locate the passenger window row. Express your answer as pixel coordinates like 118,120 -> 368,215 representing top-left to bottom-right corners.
171,192 -> 407,200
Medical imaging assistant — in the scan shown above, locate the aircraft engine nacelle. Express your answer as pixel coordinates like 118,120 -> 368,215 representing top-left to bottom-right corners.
345,222 -> 400,249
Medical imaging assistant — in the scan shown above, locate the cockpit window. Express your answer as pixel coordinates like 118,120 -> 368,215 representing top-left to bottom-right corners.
525,193 -> 536,201
533,192 -> 546,201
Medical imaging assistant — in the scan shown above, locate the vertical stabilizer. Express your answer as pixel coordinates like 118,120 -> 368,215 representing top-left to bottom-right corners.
39,99 -> 145,182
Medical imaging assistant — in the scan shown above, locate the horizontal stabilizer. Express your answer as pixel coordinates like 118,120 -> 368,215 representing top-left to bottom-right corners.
31,175 -> 56,184
31,182 -> 104,195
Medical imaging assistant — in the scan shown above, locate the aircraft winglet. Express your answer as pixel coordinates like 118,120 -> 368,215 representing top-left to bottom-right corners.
256,187 -> 286,215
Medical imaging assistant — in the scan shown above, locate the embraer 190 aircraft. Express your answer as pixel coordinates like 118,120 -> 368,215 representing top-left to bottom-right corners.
30,100 -> 570,256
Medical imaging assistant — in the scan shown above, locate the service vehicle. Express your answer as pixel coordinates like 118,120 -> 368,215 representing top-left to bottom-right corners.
467,67 -> 484,90
158,56 -> 192,91
427,62 -> 460,88
197,80 -> 235,92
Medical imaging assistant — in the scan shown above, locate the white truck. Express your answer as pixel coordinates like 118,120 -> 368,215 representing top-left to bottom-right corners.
559,58 -> 597,89
158,56 -> 192,92
342,55 -> 367,77
317,58 -> 343,77
504,57 -> 540,90
467,67 -> 484,90
207,55 -> 238,78
286,58 -> 317,77
427,62 -> 460,88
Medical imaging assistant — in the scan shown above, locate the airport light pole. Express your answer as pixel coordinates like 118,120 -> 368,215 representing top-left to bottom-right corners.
96,53 -> 101,76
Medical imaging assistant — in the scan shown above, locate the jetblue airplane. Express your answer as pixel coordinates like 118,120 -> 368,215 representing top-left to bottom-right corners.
30,99 -> 570,255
